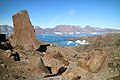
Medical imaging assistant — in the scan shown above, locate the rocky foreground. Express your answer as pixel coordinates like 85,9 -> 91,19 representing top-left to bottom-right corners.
0,10 -> 120,80
0,33 -> 120,80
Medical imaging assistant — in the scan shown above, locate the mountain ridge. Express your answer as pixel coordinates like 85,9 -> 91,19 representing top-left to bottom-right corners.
0,24 -> 120,34
34,25 -> 120,34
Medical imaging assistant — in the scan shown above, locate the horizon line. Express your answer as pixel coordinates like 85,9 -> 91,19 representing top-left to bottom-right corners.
0,24 -> 120,30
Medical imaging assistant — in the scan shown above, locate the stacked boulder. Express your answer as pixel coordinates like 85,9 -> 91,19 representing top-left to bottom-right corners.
8,10 -> 50,75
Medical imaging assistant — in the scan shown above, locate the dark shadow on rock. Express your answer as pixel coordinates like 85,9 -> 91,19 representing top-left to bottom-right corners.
72,76 -> 81,80
46,66 -> 52,74
9,52 -> 20,61
36,44 -> 50,53
0,34 -> 6,42
0,42 -> 13,50
56,66 -> 67,75
0,34 -> 13,50
44,66 -> 67,78
0,44 -> 8,50
6,41 -> 13,50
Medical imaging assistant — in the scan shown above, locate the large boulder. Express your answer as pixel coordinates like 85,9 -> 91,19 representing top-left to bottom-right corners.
77,49 -> 107,73
28,55 -> 50,74
42,51 -> 69,75
9,10 -> 39,50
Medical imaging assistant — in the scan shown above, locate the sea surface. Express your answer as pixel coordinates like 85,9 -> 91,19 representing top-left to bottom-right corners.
36,33 -> 98,46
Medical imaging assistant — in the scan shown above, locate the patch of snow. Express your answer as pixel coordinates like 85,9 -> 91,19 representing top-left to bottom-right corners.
91,32 -> 98,34
75,32 -> 80,34
54,32 -> 63,35
69,32 -> 74,34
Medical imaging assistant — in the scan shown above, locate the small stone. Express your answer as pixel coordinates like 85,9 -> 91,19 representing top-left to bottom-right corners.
63,59 -> 69,66
5,50 -> 11,53
23,76 -> 26,79
1,42 -> 5,45
1,63 -> 4,67
113,63 -> 117,67
12,75 -> 20,79
0,62 -> 7,68
114,57 -> 120,60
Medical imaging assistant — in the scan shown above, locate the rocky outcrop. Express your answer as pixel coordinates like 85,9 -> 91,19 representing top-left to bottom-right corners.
9,10 -> 39,50
28,55 -> 50,74
43,52 -> 69,75
77,49 -> 107,73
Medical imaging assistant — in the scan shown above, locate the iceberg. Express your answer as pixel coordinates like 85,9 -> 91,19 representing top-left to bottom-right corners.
75,40 -> 90,45
67,41 -> 74,45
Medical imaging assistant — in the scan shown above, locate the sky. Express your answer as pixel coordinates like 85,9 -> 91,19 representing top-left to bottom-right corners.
0,0 -> 120,29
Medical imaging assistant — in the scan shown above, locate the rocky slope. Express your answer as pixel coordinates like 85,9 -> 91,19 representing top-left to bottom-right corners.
0,33 -> 120,80
65,33 -> 120,79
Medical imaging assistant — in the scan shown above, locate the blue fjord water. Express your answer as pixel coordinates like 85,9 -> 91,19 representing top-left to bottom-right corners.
36,34 -> 97,46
